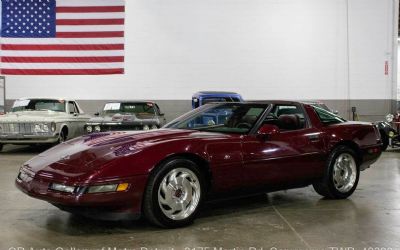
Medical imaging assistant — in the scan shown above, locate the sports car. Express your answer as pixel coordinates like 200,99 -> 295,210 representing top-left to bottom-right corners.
15,101 -> 382,228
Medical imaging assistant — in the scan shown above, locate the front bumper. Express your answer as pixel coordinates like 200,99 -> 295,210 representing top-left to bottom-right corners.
0,134 -> 59,144
15,173 -> 148,216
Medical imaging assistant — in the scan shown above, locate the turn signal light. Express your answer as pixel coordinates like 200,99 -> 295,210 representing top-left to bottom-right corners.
117,183 -> 129,192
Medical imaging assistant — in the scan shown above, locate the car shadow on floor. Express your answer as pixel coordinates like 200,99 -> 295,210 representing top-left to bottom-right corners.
40,192 -> 358,235
0,144 -> 52,154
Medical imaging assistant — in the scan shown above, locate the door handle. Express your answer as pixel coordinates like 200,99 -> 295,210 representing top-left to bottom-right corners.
307,134 -> 320,141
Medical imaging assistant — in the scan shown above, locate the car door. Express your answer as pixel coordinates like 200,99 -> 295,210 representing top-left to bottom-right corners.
242,104 -> 326,188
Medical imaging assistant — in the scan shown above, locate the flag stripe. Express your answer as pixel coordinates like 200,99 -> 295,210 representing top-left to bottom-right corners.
56,6 -> 125,13
1,69 -> 125,75
2,57 -> 125,63
57,25 -> 124,32
1,38 -> 125,44
1,50 -> 124,56
57,0 -> 125,7
56,12 -> 125,19
56,19 -> 124,25
1,62 -> 124,69
1,44 -> 124,50
56,31 -> 124,38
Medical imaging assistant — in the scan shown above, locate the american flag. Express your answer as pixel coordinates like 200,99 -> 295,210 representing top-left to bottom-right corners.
0,0 -> 125,75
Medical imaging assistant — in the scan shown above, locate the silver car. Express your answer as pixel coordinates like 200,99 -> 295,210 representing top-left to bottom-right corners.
0,98 -> 90,151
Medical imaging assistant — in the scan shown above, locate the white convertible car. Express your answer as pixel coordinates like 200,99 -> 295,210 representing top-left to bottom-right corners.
0,98 -> 90,151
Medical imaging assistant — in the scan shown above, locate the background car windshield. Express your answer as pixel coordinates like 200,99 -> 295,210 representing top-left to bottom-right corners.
166,103 -> 266,133
202,97 -> 241,105
11,99 -> 66,112
103,103 -> 155,115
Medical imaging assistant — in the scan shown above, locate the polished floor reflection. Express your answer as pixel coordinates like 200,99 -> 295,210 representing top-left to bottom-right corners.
1,145 -> 399,250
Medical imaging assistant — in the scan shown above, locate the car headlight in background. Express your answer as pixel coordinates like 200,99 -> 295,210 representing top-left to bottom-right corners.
34,123 -> 50,133
386,114 -> 394,123
389,131 -> 395,138
51,122 -> 56,132
87,183 -> 130,194
143,125 -> 150,130
86,126 -> 93,133
94,125 -> 101,132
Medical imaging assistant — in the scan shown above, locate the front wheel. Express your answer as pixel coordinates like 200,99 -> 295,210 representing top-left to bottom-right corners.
313,146 -> 360,199
143,158 -> 205,228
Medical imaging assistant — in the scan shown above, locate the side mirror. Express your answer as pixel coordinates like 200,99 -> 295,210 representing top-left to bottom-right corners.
333,110 -> 339,115
257,124 -> 280,139
159,113 -> 165,116
94,112 -> 100,116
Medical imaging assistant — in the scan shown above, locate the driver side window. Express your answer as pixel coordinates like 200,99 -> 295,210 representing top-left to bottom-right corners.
68,102 -> 78,114
263,105 -> 306,131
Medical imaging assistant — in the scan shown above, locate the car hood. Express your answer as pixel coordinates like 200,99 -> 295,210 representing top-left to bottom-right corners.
0,111 -> 68,122
23,129 -> 229,182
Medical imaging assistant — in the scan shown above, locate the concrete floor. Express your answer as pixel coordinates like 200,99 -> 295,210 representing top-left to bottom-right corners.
0,145 -> 400,250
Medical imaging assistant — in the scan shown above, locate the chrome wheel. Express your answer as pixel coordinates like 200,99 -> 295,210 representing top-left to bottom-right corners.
332,153 -> 357,193
158,168 -> 201,221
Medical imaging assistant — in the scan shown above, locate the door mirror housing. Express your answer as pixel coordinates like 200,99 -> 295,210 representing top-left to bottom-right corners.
257,124 -> 280,139
94,112 -> 100,116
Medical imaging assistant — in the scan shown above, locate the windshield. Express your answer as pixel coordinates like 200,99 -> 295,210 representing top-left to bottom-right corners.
102,102 -> 156,116
165,103 -> 268,134
11,99 -> 66,112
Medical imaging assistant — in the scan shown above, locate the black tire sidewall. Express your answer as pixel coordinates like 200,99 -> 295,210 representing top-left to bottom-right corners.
380,132 -> 389,151
326,146 -> 360,199
147,158 -> 205,228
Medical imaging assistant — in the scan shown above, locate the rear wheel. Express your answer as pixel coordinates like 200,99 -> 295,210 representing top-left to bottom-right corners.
143,158 -> 205,228
0,144 -> 3,152
313,146 -> 360,199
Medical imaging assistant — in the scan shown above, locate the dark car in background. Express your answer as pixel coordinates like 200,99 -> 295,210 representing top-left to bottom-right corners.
192,91 -> 244,109
192,91 -> 244,125
85,101 -> 166,133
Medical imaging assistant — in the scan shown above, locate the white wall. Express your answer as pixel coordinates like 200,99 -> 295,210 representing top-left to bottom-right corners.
3,0 -> 397,101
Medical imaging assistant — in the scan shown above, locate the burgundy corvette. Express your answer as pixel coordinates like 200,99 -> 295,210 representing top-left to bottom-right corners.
16,101 -> 382,228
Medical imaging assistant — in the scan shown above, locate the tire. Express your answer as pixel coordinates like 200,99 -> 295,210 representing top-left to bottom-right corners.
380,131 -> 389,151
143,158 -> 206,228
58,128 -> 67,144
0,144 -> 3,152
313,145 -> 360,199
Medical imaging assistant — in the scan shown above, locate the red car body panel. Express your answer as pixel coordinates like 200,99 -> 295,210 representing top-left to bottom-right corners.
15,102 -> 382,218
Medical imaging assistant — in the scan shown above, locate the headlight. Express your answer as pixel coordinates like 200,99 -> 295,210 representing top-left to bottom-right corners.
50,183 -> 76,194
143,125 -> 150,130
151,125 -> 158,130
86,126 -> 93,133
34,123 -> 50,133
87,183 -> 129,194
94,125 -> 101,132
51,122 -> 56,132
43,124 -> 49,132
386,114 -> 394,122
389,131 -> 395,138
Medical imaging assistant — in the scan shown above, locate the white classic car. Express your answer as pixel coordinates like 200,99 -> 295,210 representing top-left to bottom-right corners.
0,98 -> 90,151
